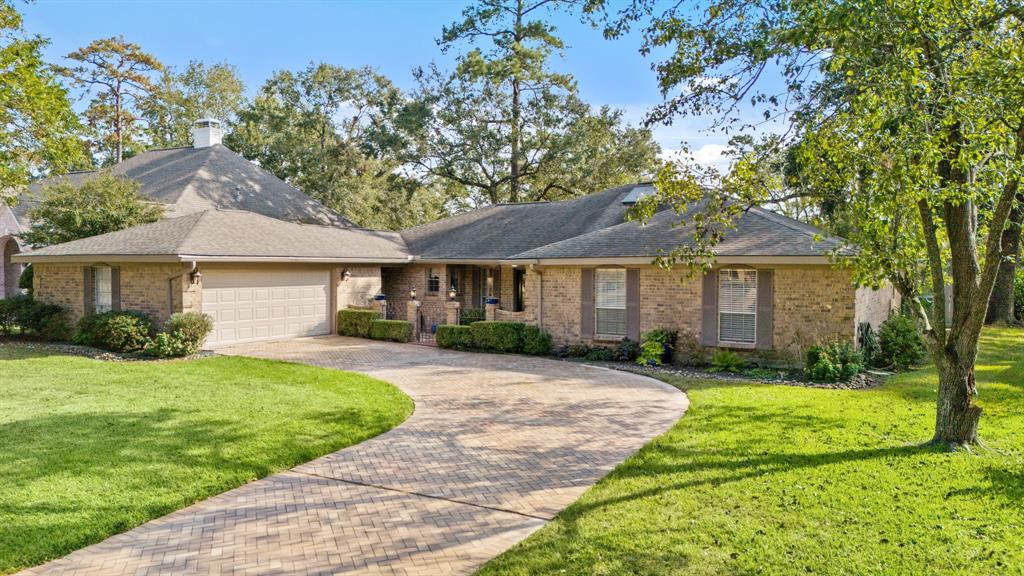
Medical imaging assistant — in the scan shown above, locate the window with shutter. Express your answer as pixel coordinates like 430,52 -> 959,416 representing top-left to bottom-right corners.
93,266 -> 113,313
595,268 -> 627,336
718,269 -> 757,345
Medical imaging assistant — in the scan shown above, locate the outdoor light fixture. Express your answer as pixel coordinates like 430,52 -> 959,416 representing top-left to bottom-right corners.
410,286 -> 417,300
342,268 -> 352,281
189,267 -> 202,285
448,284 -> 457,301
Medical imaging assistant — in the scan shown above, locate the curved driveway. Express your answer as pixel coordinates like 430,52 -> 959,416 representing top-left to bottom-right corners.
23,337 -> 687,576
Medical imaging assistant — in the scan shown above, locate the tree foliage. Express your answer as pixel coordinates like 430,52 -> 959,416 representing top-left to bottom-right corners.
0,0 -> 83,203
226,63 -> 445,230
596,0 -> 1024,447
21,173 -> 163,247
413,0 -> 659,207
142,60 -> 246,148
60,36 -> 163,165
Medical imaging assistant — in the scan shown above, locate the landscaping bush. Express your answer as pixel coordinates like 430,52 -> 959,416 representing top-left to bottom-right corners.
338,308 -> 380,338
805,341 -> 863,382
459,307 -> 485,325
436,324 -> 474,350
18,264 -> 33,295
521,325 -> 553,356
469,321 -> 524,353
0,294 -> 71,340
876,315 -> 925,371
857,322 -> 879,367
143,332 -> 195,358
637,329 -> 678,365
615,338 -> 641,362
157,312 -> 214,356
710,349 -> 746,373
562,342 -> 591,358
673,330 -> 707,367
368,319 -> 413,342
75,310 -> 153,352
1015,266 -> 1024,322
584,346 -> 616,361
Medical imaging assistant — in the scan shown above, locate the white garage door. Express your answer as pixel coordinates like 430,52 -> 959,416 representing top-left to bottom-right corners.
202,268 -> 331,347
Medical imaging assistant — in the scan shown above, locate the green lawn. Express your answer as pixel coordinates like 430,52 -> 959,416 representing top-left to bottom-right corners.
0,345 -> 413,575
479,328 -> 1024,576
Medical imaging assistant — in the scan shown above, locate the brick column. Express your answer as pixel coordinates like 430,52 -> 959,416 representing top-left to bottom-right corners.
485,300 -> 498,321
407,300 -> 421,334
445,300 -> 461,325
376,298 -> 388,320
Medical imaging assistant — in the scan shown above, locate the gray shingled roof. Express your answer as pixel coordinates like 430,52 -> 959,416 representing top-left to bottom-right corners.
401,184 -> 639,259
17,210 -> 408,262
12,145 -> 351,228
508,204 -> 850,260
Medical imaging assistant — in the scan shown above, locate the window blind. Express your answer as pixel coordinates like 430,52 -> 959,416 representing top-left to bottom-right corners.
718,269 -> 757,344
595,269 -> 627,335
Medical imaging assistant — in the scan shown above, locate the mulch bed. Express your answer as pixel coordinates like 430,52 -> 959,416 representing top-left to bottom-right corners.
0,339 -> 214,362
574,359 -> 886,390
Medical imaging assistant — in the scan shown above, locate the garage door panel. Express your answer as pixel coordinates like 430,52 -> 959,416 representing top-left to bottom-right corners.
202,268 -> 330,347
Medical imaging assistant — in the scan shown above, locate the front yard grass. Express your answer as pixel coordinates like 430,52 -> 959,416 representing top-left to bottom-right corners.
0,345 -> 413,575
479,328 -> 1024,576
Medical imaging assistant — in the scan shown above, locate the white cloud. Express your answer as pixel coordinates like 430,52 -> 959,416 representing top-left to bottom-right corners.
659,144 -> 732,172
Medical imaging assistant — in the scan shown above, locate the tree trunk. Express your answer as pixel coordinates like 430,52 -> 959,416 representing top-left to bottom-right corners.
986,193 -> 1022,324
933,359 -> 982,448
508,0 -> 523,204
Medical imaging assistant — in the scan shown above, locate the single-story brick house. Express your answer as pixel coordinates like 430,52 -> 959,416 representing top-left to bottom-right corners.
11,121 -> 897,358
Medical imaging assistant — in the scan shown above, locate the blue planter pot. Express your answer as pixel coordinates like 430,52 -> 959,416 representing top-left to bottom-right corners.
485,297 -> 499,305
373,294 -> 386,301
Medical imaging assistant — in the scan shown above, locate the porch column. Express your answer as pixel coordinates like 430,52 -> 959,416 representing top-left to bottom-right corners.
377,298 -> 387,320
445,300 -> 461,325
407,300 -> 421,334
485,300 -> 498,321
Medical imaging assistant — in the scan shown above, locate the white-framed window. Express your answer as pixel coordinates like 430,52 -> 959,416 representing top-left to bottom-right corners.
595,268 -> 627,336
718,269 -> 757,345
427,268 -> 440,293
93,266 -> 113,313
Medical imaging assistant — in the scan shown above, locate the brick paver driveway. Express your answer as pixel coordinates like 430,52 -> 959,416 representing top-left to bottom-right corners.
23,337 -> 687,576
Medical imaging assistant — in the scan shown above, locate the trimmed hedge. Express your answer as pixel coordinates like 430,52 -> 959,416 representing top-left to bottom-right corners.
0,294 -> 71,340
436,324 -> 475,350
369,319 -> 413,342
470,321 -> 525,353
338,308 -> 380,338
521,325 -> 553,355
75,310 -> 153,352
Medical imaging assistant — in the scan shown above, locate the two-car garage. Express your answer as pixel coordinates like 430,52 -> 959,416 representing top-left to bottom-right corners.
201,267 -> 332,347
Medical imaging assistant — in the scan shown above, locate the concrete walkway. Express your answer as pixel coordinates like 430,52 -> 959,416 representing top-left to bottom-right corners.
22,337 -> 687,576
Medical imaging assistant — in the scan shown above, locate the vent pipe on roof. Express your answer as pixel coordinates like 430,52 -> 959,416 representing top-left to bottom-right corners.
192,118 -> 223,148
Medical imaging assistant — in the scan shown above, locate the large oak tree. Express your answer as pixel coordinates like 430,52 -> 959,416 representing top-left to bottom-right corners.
595,0 -> 1024,448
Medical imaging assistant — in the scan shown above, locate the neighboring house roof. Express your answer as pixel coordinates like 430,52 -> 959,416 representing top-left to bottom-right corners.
508,204 -> 851,260
400,184 -> 640,260
14,209 -> 409,264
11,145 -> 351,229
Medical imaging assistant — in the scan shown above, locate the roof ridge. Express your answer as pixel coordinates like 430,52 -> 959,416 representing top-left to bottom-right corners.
747,206 -> 833,242
176,210 -> 215,252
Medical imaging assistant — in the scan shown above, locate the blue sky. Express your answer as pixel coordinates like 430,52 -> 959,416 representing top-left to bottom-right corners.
22,0 -> 737,167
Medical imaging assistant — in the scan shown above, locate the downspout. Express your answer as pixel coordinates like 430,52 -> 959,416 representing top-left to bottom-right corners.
167,261 -> 197,316
529,263 -> 543,330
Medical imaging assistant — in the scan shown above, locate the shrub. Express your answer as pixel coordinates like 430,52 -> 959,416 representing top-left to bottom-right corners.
710,349 -> 746,373
638,330 -> 679,360
459,307 -> 485,325
564,342 -> 591,358
584,346 -> 615,361
469,321 -> 524,353
1015,266 -> 1024,322
876,315 -> 925,371
615,338 -> 641,362
673,330 -> 707,367
162,312 -> 214,355
18,264 -> 33,294
338,308 -> 380,338
368,319 -> 413,342
522,325 -> 553,356
143,332 -> 194,358
805,341 -> 863,382
857,322 -> 879,367
436,324 -> 474,349
0,294 -> 71,340
637,341 -> 665,366
75,310 -> 153,352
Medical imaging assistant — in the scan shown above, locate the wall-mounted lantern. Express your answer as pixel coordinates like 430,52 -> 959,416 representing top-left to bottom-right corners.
448,283 -> 457,301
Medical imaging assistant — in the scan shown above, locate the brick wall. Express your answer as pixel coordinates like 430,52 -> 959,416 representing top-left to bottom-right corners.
537,263 -> 857,362
382,264 -> 448,327
34,262 -> 196,325
854,284 -> 899,332
338,266 -> 382,310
